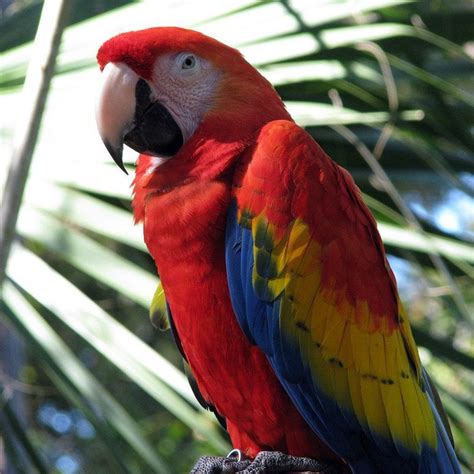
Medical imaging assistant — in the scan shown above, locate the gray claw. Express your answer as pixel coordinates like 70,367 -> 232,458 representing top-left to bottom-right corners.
241,451 -> 338,473
190,453 -> 251,473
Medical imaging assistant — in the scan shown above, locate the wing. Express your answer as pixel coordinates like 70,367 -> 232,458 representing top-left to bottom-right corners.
225,120 -> 459,473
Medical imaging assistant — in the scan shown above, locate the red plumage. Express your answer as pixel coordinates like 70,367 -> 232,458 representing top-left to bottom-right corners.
134,165 -> 336,461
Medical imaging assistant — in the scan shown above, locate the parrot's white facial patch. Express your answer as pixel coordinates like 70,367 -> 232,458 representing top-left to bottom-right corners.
150,52 -> 222,144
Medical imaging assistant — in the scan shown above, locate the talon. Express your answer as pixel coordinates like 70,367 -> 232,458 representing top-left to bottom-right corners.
241,451 -> 339,474
227,449 -> 245,462
191,450 -> 338,474
191,452 -> 251,473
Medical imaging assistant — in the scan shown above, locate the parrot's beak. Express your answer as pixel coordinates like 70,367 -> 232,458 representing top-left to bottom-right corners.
96,62 -> 183,174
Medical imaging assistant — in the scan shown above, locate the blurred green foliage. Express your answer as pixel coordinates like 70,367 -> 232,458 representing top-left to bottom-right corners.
0,0 -> 473,472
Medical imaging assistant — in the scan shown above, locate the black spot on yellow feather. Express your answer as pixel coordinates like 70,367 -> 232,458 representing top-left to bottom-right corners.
295,321 -> 309,332
328,357 -> 344,368
401,371 -> 410,379
362,373 -> 378,381
381,379 -> 395,385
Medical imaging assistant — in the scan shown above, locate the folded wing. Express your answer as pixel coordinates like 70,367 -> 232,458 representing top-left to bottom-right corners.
225,120 -> 459,473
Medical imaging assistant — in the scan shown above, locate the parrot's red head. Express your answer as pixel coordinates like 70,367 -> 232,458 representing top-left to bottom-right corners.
96,27 -> 290,181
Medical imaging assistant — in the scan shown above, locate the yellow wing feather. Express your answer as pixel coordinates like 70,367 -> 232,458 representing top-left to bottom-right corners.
149,282 -> 169,331
247,212 -> 437,454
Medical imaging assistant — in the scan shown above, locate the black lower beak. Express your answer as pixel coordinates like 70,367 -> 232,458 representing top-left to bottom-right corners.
122,79 -> 183,167
124,100 -> 183,158
105,140 -> 129,174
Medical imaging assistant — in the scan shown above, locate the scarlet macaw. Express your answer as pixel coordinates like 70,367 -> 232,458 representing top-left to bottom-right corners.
95,27 -> 460,473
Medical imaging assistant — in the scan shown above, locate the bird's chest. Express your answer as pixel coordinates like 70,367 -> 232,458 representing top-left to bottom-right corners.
141,180 -> 327,457
143,180 -> 250,394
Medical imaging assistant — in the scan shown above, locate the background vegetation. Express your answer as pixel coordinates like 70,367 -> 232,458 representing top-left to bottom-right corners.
0,1 -> 472,472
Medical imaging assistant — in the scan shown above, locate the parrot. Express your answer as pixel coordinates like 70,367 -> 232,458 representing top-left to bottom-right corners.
95,27 -> 461,474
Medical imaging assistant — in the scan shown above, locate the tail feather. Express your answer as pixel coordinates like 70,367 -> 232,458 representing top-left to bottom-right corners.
356,370 -> 462,473
419,370 -> 461,474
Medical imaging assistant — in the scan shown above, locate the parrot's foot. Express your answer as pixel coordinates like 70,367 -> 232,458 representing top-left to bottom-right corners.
241,451 -> 338,473
190,449 -> 251,473
191,449 -> 338,473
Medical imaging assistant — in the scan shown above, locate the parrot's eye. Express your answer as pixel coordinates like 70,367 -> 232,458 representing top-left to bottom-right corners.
181,54 -> 196,70
173,53 -> 201,77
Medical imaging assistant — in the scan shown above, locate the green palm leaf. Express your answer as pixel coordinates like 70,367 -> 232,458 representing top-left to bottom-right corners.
0,0 -> 472,472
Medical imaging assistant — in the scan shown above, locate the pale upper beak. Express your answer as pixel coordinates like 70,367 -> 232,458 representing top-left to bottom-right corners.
96,62 -> 183,174
96,63 -> 138,173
